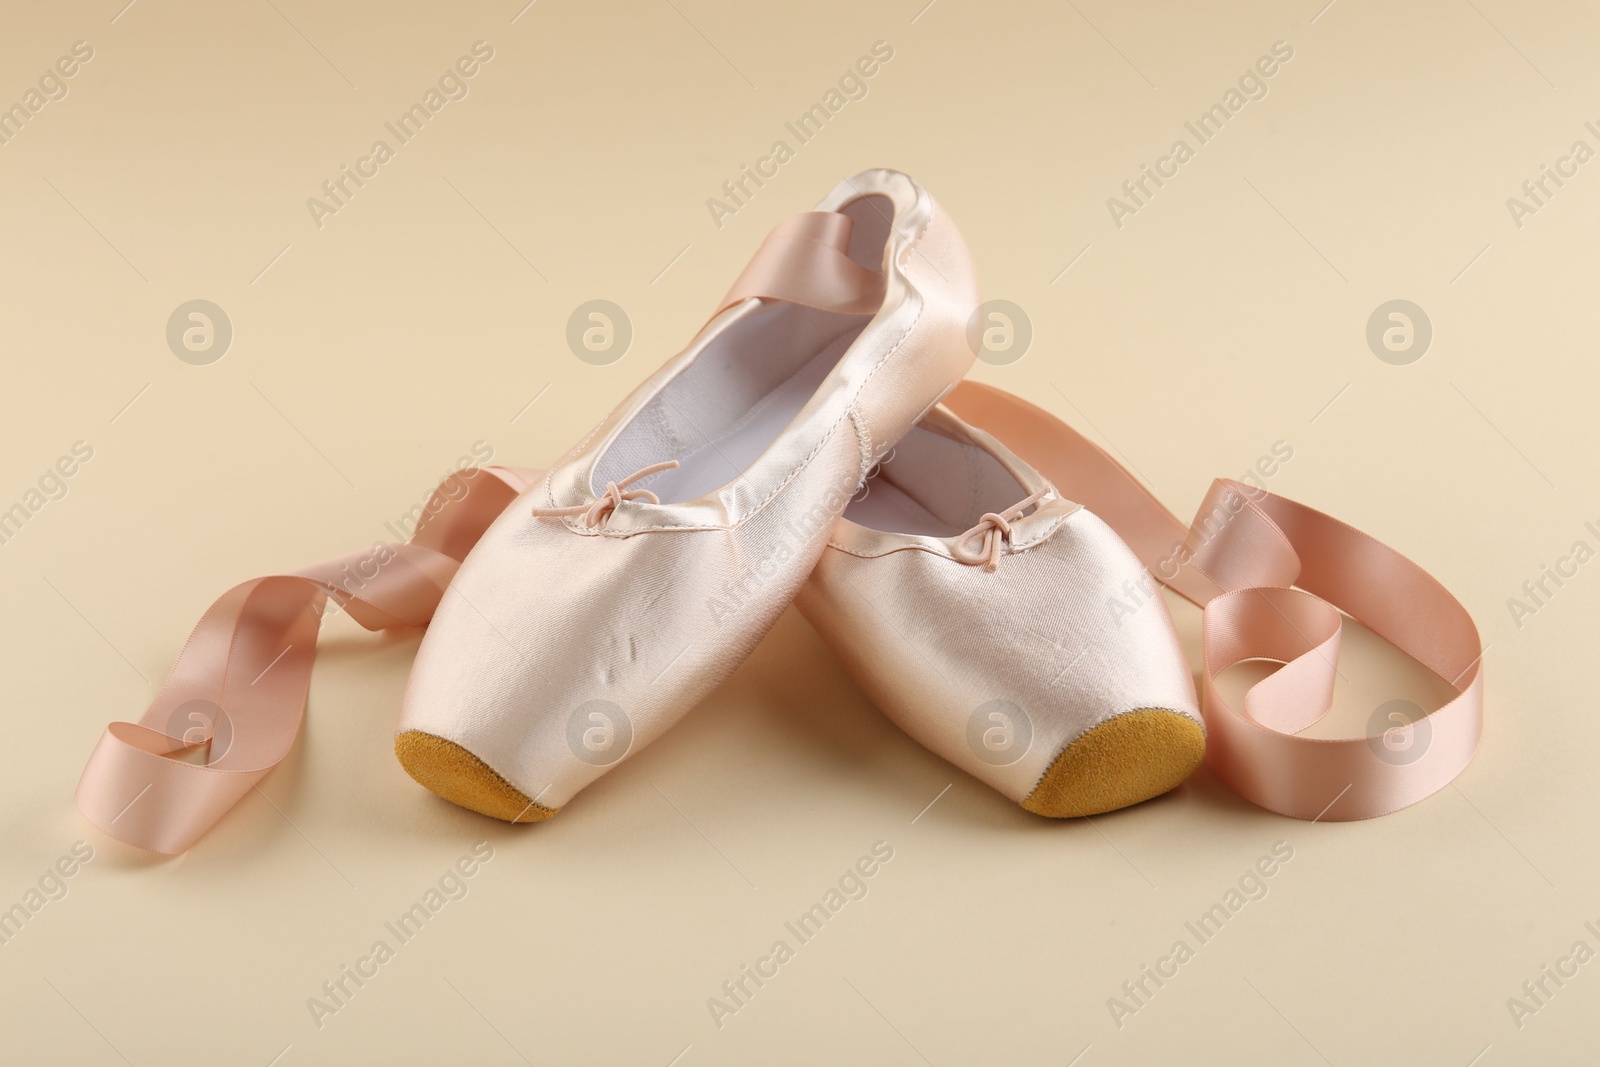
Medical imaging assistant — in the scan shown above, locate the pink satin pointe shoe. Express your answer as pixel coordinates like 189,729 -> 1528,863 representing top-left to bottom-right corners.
395,169 -> 979,821
797,406 -> 1205,817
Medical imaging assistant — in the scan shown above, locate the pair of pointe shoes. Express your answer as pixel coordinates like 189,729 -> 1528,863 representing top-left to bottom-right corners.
395,169 -> 1204,823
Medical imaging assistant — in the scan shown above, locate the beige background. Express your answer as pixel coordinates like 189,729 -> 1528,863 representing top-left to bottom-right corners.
2,0 -> 1596,1063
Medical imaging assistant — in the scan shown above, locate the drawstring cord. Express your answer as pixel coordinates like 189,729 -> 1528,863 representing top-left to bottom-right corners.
531,460 -> 680,528
951,487 -> 1050,572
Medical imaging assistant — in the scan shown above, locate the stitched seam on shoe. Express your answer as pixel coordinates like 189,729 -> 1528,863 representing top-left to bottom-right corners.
849,409 -> 875,482
726,197 -> 937,520
1007,504 -> 1080,551
538,418 -> 608,513
959,440 -> 979,526
823,540 -> 915,559
822,506 -> 1077,561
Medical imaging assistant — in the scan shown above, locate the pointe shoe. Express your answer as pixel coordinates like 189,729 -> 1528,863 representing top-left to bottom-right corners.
796,406 -> 1204,817
396,169 -> 980,821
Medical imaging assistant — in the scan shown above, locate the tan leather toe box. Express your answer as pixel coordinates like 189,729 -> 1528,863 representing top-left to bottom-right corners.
1021,709 -> 1205,818
395,731 -> 559,823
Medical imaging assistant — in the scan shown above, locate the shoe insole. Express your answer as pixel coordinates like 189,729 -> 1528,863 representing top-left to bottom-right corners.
648,328 -> 861,503
843,475 -> 966,538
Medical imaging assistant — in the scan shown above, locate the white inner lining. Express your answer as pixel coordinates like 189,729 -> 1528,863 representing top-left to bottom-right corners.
844,424 -> 1026,537
590,196 -> 895,505
593,307 -> 869,503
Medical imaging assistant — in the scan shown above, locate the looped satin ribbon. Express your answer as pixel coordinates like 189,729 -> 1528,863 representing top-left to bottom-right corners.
74,467 -> 537,853
944,381 -> 1485,822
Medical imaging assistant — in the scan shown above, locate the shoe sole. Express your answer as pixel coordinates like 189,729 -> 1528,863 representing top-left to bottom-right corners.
1020,708 -> 1205,818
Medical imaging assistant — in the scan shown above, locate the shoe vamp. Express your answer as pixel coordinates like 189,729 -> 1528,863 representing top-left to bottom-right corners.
401,470 -> 858,804
802,509 -> 1200,802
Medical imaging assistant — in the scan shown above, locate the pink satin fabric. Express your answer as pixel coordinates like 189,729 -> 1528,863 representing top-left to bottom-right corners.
74,467 -> 536,853
716,211 -> 887,317
944,381 -> 1484,822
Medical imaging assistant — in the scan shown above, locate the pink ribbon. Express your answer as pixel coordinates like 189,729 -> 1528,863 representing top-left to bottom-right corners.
715,211 -> 887,317
944,381 -> 1484,822
74,467 -> 536,853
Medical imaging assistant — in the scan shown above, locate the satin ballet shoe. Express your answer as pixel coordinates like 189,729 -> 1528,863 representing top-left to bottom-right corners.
796,406 -> 1204,817
395,168 -> 980,822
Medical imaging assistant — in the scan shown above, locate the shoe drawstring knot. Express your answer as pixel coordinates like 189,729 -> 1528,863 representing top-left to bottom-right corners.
531,460 -> 680,528
952,487 -> 1050,572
